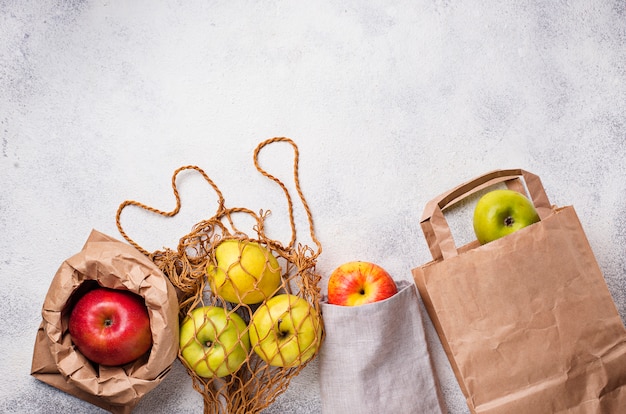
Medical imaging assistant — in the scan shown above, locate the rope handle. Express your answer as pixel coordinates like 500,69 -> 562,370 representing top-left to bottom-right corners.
115,165 -> 225,256
253,137 -> 322,257
115,137 -> 321,258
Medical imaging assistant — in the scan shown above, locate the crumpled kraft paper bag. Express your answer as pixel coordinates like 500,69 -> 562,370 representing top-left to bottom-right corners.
31,229 -> 179,414
318,280 -> 446,414
412,169 -> 626,414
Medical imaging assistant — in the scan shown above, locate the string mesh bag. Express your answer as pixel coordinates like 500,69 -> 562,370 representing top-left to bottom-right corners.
116,138 -> 324,414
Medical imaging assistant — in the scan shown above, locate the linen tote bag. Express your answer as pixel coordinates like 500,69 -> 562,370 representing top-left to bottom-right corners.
319,280 -> 446,413
412,168 -> 626,414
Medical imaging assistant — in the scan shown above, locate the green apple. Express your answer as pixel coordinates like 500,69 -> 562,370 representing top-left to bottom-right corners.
179,306 -> 250,378
473,189 -> 540,244
207,239 -> 282,304
249,294 -> 322,367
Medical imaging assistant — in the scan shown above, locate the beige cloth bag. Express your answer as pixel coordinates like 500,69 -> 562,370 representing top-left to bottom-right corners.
319,280 -> 446,413
412,169 -> 626,414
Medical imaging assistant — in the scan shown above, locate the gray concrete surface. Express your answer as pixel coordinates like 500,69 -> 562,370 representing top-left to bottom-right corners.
2,1 -> 625,413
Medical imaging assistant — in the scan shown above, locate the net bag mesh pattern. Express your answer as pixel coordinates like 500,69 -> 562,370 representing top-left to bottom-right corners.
115,138 -> 324,413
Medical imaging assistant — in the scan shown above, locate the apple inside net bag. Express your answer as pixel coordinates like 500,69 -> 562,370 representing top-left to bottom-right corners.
114,137 -> 325,414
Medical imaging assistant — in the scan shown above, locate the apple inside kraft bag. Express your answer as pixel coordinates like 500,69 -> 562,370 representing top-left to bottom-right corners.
31,229 -> 179,414
412,169 -> 626,414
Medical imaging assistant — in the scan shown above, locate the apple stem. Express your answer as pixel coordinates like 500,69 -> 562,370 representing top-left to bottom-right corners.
277,319 -> 288,338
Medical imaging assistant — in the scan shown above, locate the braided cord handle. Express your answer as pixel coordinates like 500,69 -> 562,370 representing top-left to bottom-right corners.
116,138 -> 321,259
115,165 -> 225,256
253,137 -> 322,258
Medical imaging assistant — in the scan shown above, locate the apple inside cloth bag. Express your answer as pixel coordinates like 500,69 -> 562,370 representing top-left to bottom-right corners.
412,169 -> 626,414
31,229 -> 179,414
318,278 -> 446,413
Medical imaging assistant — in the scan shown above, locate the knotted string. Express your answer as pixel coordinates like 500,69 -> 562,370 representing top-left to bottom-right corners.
115,137 -> 324,414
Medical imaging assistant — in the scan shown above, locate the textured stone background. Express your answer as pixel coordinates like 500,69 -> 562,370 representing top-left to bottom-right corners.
1,1 -> 625,413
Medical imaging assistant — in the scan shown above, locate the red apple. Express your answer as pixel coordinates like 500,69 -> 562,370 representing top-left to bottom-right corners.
68,287 -> 152,366
327,261 -> 398,306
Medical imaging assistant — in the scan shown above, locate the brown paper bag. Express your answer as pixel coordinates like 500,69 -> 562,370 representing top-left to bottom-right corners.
412,169 -> 626,414
31,229 -> 179,414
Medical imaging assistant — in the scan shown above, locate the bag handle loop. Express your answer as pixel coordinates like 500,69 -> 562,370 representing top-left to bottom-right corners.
115,137 -> 321,259
253,137 -> 322,257
115,165 -> 226,256
420,169 -> 552,261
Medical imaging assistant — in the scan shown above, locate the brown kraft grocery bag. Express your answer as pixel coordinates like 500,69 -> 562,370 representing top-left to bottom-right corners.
412,168 -> 626,414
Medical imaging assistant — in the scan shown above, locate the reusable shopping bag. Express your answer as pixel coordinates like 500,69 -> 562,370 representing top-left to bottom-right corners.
412,169 -> 626,413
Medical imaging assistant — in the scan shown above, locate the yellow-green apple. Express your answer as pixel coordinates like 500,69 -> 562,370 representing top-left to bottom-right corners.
327,261 -> 397,306
473,189 -> 540,244
249,294 -> 322,367
68,287 -> 152,366
207,239 -> 282,304
179,306 -> 250,378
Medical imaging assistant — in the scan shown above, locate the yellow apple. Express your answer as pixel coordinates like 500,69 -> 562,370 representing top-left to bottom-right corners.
179,306 -> 250,378
207,239 -> 282,304
249,294 -> 322,367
